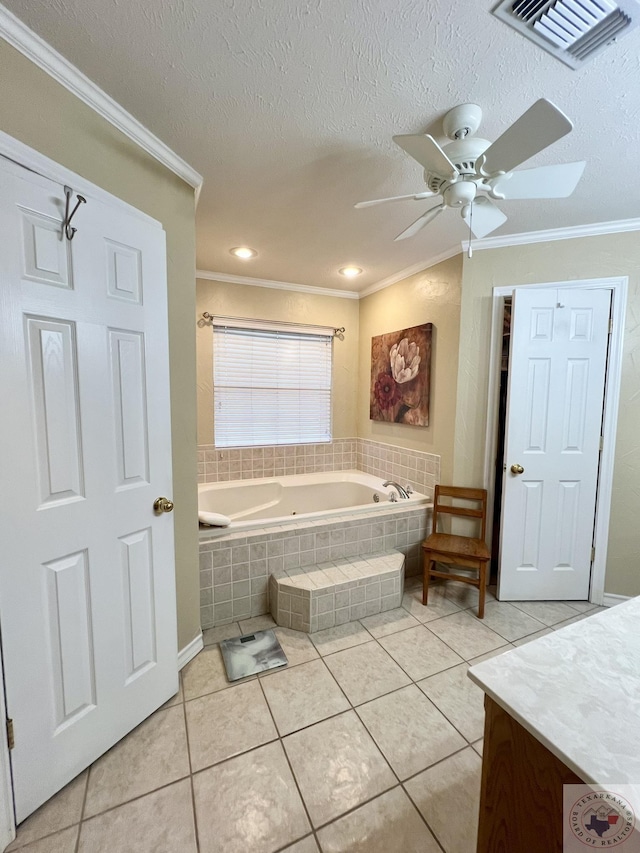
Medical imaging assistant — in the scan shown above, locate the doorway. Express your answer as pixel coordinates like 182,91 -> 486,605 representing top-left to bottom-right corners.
484,278 -> 627,605
489,297 -> 511,585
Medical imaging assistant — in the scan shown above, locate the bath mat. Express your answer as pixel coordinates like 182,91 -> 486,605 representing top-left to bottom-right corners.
220,629 -> 288,681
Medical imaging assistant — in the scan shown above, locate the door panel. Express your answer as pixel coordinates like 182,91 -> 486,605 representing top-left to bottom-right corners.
105,239 -> 143,304
0,160 -> 177,821
498,287 -> 610,600
20,206 -> 72,289
519,479 -> 544,570
44,550 -> 97,728
524,358 -> 550,451
109,329 -> 150,487
26,316 -> 85,504
120,527 -> 157,683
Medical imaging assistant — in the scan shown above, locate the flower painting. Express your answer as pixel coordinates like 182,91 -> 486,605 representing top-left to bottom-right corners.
370,323 -> 433,426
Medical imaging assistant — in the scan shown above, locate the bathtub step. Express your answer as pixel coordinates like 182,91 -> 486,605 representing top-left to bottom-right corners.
269,551 -> 404,633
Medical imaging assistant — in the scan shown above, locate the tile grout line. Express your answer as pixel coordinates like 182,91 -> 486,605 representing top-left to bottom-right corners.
400,602 -> 516,663
182,652 -> 470,781
414,669 -> 488,747
57,689 -> 194,838
265,620 -> 477,853
259,630 -> 408,847
298,612 -> 504,775
60,774 -> 193,835
73,755 -> 91,852
369,628 -> 468,685
179,676 -> 202,853
400,783 -> 448,853
344,628 -> 491,771
305,781 -> 403,838
255,675 -> 321,852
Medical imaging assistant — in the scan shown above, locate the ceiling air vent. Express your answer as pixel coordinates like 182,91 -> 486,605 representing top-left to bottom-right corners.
492,0 -> 640,68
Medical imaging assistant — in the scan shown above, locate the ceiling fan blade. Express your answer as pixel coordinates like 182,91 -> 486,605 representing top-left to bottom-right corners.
480,99 -> 573,176
492,161 -> 586,199
393,134 -> 458,179
354,191 -> 435,209
462,198 -> 507,239
394,204 -> 445,241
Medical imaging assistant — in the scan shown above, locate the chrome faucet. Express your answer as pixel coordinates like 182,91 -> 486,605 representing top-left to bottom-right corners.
382,481 -> 410,499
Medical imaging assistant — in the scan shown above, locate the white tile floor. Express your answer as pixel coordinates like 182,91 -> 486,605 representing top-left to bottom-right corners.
8,579 -> 606,853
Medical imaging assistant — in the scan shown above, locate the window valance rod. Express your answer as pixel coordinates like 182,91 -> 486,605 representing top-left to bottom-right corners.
201,312 -> 345,339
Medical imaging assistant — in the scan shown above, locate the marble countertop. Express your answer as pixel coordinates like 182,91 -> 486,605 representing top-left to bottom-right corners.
468,596 -> 640,786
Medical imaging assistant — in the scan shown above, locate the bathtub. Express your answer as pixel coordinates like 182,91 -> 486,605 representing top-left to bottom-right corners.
198,470 -> 429,531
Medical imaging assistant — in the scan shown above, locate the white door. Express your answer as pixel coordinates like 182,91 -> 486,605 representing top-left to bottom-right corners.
0,158 -> 178,822
498,286 -> 611,600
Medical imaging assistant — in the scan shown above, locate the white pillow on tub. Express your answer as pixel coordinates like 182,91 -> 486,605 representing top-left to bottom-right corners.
198,511 -> 232,527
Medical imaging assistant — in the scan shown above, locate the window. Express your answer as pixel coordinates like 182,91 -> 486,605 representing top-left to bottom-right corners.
212,318 -> 333,447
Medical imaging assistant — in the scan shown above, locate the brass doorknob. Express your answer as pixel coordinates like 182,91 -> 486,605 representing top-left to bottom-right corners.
153,497 -> 174,513
510,464 -> 525,475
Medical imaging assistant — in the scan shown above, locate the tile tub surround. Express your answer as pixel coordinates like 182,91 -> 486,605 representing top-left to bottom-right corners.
198,437 -> 440,498
198,439 -> 357,483
199,504 -> 430,629
270,552 -> 405,633
356,438 -> 440,499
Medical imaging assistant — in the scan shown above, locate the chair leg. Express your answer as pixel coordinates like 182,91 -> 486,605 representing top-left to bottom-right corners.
422,552 -> 433,606
477,561 -> 487,619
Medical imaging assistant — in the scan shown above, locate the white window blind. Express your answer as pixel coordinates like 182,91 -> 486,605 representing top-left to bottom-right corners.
213,321 -> 333,447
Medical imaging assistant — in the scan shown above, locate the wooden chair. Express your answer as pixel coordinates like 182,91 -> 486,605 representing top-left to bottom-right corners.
421,485 -> 490,619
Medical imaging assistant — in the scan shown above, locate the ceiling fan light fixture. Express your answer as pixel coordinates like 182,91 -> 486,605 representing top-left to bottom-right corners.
230,246 -> 257,259
357,97 -> 584,243
338,266 -> 363,278
443,181 -> 477,208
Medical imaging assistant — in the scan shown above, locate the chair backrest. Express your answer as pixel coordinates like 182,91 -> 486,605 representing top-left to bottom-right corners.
432,485 -> 488,542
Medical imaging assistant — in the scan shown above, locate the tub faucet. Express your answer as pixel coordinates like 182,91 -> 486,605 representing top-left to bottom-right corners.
382,481 -> 410,499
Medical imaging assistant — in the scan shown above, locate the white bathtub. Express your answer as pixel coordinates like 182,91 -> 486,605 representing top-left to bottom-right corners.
198,470 -> 429,530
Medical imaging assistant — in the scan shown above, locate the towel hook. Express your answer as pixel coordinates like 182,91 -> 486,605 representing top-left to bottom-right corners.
63,186 -> 87,240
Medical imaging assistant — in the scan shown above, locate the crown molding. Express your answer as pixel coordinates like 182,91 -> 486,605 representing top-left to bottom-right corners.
0,5 -> 203,195
0,131 -> 161,227
462,217 -> 640,253
196,269 -> 360,299
358,247 -> 462,298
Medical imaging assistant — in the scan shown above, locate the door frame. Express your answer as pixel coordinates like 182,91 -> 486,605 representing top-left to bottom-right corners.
483,276 -> 628,607
0,130 -> 179,847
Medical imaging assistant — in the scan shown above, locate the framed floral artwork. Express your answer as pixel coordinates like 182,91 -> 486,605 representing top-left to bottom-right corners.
370,323 -> 433,426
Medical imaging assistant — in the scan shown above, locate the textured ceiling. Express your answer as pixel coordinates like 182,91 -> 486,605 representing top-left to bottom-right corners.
5,0 -> 640,291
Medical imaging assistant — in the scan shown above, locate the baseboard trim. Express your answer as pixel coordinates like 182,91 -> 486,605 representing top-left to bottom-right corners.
602,593 -> 631,608
178,631 -> 204,669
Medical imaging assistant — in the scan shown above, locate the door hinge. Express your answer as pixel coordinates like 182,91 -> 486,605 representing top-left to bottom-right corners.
591,546 -> 596,563
600,435 -> 604,451
6,718 -> 14,750
609,318 -> 613,334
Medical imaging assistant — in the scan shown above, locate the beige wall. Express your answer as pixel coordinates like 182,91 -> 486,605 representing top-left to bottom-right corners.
454,233 -> 640,597
357,256 -> 463,484
196,279 -> 360,443
0,41 -> 201,649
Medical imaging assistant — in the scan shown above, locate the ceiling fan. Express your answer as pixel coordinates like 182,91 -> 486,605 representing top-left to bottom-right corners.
356,99 -> 585,241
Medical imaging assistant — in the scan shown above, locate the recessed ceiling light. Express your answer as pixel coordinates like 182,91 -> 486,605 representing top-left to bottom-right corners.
230,246 -> 257,259
338,266 -> 363,278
